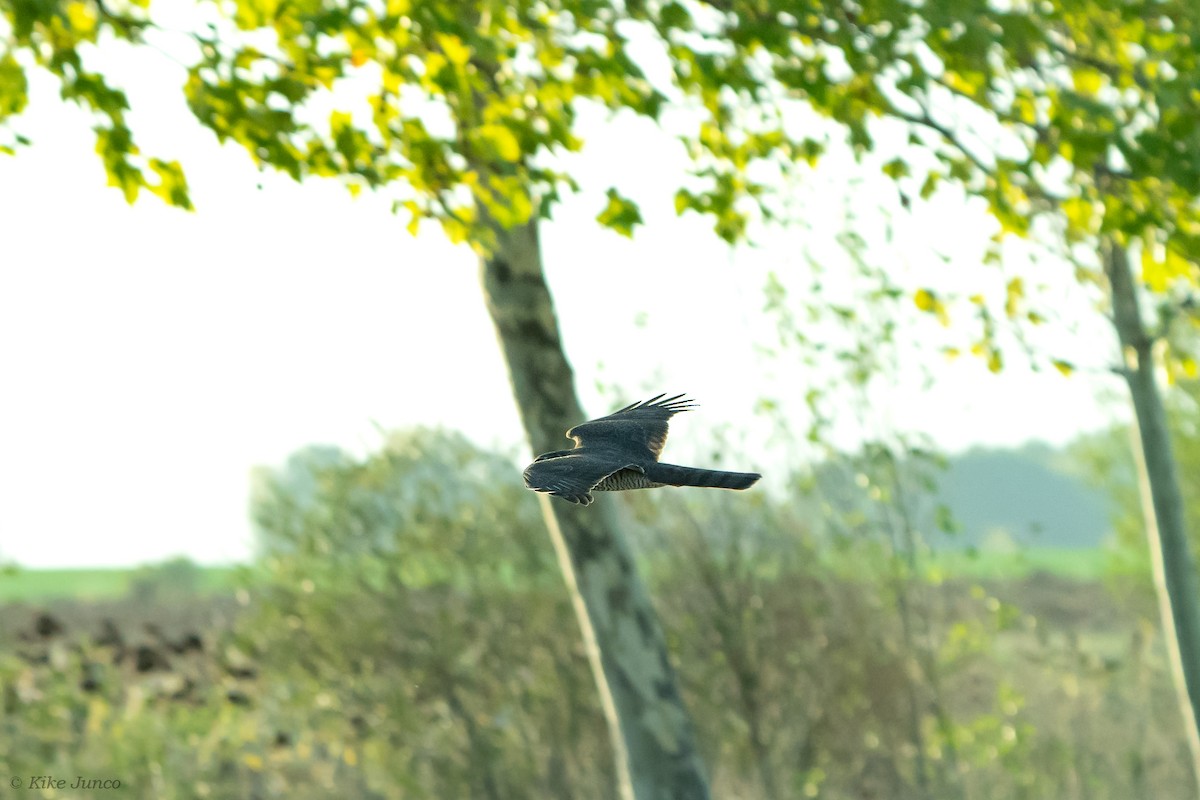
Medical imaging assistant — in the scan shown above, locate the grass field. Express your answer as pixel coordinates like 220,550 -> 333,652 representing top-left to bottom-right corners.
0,547 -> 1125,603
0,564 -> 241,602
925,545 -> 1119,580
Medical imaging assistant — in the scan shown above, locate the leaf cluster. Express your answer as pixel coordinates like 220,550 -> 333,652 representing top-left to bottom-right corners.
183,0 -> 667,249
1,0 -> 191,205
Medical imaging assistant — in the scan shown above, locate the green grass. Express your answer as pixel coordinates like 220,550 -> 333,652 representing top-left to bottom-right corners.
927,546 -> 1114,580
0,568 -> 131,601
0,547 -> 1119,604
0,565 -> 241,602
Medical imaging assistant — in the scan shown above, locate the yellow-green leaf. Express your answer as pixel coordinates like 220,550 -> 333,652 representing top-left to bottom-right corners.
882,158 -> 909,179
943,69 -> 985,98
914,288 -> 949,326
987,349 -> 1003,373
1141,246 -> 1190,293
1141,248 -> 1166,292
400,199 -> 421,236
65,1 -> 97,35
436,34 -> 471,66
1012,93 -> 1037,125
596,188 -> 643,237
1061,197 -> 1095,234
0,53 -> 29,118
482,174 -> 532,227
1005,277 -> 1023,318
674,189 -> 693,215
1072,68 -> 1104,97
914,288 -> 937,312
473,124 -> 521,163
313,65 -> 338,89
919,172 -> 940,200
147,158 -> 192,210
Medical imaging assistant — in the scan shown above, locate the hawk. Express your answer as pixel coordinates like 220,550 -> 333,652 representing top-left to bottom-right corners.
523,394 -> 762,506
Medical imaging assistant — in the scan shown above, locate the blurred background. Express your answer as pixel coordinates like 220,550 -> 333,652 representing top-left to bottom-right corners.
2,0 -> 1198,798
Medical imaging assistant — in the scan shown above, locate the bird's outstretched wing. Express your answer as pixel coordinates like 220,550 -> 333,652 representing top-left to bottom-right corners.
566,393 -> 696,458
523,454 -> 641,506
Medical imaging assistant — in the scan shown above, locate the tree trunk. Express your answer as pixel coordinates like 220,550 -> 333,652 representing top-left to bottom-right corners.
478,215 -> 712,800
1103,238 -> 1200,791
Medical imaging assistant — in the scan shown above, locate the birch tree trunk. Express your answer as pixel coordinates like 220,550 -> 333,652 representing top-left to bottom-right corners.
477,215 -> 712,800
1103,238 -> 1200,791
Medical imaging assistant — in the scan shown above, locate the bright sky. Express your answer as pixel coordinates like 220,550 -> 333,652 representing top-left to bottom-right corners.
0,25 -> 1127,568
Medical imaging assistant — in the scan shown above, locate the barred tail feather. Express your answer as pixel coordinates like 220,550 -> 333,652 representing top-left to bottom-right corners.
645,463 -> 761,491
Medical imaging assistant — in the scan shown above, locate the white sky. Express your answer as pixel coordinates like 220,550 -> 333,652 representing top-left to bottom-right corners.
0,25 -> 1128,568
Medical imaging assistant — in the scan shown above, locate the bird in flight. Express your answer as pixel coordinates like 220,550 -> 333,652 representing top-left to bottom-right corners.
523,394 -> 762,506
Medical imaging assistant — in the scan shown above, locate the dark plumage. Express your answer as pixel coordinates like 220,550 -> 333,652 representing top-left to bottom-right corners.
523,394 -> 762,506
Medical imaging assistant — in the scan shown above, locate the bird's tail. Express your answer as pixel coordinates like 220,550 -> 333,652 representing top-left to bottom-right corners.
645,462 -> 761,491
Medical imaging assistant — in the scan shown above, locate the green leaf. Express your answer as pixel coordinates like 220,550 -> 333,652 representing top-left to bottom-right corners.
881,158 -> 909,179
1004,277 -> 1023,319
914,288 -> 950,326
436,34 -> 471,67
65,1 -> 98,36
0,53 -> 29,118
987,348 -> 1003,373
1141,246 -> 1192,293
148,158 -> 193,210
674,189 -> 695,215
94,125 -> 142,204
1061,196 -> 1096,235
471,123 -> 521,163
1071,69 -> 1105,97
398,199 -> 422,236
596,188 -> 643,237
943,69 -> 986,98
480,174 -> 533,228
918,172 -> 940,200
